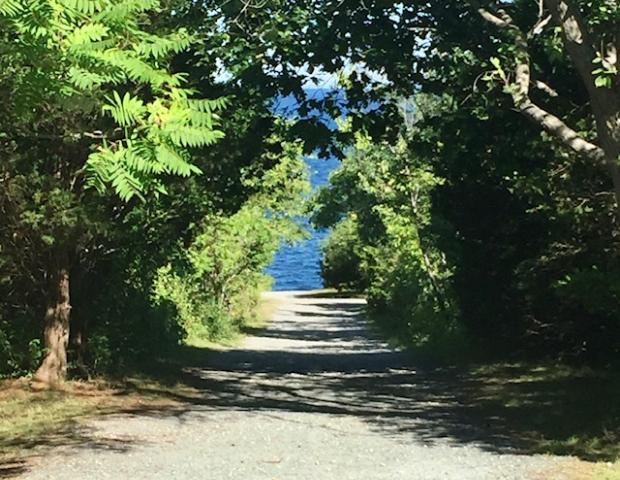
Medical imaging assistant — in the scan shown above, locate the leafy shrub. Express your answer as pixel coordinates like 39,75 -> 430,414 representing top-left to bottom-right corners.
0,315 -> 45,378
321,216 -> 368,291
79,282 -> 184,374
314,132 -> 465,355
154,205 -> 291,343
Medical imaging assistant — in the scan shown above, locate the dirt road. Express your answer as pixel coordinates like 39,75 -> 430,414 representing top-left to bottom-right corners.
22,292 -> 573,480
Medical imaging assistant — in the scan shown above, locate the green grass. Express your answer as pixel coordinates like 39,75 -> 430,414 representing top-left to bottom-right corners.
463,363 -> 620,462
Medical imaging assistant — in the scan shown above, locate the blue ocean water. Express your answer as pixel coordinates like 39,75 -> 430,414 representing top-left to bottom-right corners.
266,156 -> 339,291
265,89 -> 343,291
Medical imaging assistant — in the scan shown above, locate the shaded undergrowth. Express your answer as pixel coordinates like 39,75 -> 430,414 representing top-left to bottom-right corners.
366,304 -> 620,463
1,294 -> 619,479
460,363 -> 620,462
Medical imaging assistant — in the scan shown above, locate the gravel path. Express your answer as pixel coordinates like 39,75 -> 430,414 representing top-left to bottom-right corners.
22,292 -> 574,480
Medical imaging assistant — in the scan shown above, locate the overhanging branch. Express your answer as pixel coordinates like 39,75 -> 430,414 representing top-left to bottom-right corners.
472,1 -> 606,166
519,100 -> 605,162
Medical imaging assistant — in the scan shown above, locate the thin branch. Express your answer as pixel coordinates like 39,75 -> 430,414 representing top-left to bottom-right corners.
472,1 -> 606,166
534,80 -> 559,97
528,14 -> 552,37
476,6 -> 511,28
527,0 -> 551,37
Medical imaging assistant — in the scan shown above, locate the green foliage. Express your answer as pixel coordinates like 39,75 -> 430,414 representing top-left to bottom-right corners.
152,207 -> 287,342
554,268 -> 620,318
0,0 -> 232,379
153,150 -> 310,343
320,216 -> 367,291
0,319 -> 45,378
297,0 -> 620,363
0,0 -> 320,380
1,0 -> 618,381
313,123 -> 464,354
1,0 -> 225,201
317,79 -> 619,362
84,287 -> 183,373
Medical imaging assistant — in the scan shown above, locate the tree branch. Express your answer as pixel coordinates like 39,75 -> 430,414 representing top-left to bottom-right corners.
473,1 -> 606,165
534,80 -> 559,97
543,0 -> 598,92
528,14 -> 552,38
518,100 -> 605,161
476,6 -> 511,28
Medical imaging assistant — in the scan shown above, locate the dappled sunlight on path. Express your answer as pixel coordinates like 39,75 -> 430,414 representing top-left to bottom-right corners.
21,292 -> 578,480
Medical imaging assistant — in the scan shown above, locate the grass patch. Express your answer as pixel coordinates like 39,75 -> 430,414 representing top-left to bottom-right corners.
0,376 -> 201,472
0,380 -> 105,451
460,363 -> 620,461
296,288 -> 366,299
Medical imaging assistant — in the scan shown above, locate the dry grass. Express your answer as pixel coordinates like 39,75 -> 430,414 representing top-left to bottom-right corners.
594,461 -> 620,480
0,294 -> 284,473
255,294 -> 283,327
0,376 -> 200,475
532,458 -> 596,480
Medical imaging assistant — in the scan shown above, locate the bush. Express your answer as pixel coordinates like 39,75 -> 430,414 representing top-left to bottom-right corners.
153,205 -> 284,344
76,280 -> 185,374
314,135 -> 465,357
0,315 -> 45,378
321,216 -> 368,291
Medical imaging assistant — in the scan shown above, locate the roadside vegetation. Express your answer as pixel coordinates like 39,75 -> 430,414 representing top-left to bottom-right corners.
0,1 -> 311,384
0,293 -> 282,474
308,2 -> 620,472
1,0 -> 619,477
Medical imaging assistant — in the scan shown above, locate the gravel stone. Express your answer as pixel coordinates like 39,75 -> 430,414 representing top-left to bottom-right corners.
22,292 -> 574,480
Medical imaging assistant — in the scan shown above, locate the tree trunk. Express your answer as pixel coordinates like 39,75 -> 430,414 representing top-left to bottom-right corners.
593,106 -> 620,225
33,253 -> 71,385
607,153 -> 620,224
542,0 -> 620,223
71,310 -> 89,379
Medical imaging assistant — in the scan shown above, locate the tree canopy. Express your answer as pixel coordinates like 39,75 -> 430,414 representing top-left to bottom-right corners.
0,0 -> 618,384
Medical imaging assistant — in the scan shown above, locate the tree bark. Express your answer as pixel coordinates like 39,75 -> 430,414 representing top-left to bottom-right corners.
33,252 -> 71,385
543,0 -> 620,222
475,0 -> 620,223
71,309 -> 89,379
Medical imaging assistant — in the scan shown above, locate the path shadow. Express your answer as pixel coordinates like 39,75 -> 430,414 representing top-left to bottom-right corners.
242,307 -> 369,345
0,460 -> 27,479
296,291 -> 364,299
7,296 -> 618,472
0,419 -> 142,478
130,297 -> 620,462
